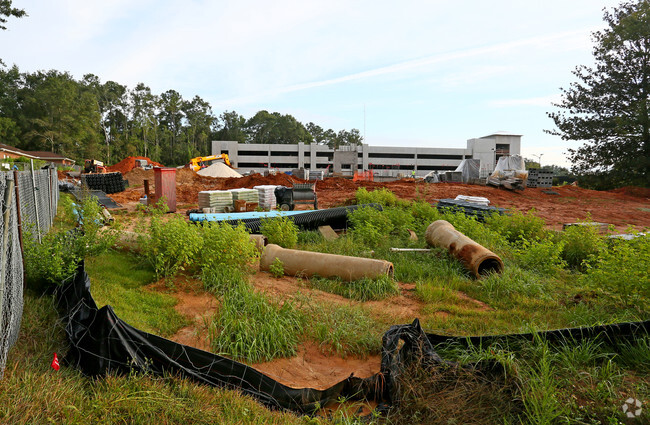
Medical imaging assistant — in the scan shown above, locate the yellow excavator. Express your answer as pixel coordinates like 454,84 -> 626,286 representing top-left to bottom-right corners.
188,154 -> 231,172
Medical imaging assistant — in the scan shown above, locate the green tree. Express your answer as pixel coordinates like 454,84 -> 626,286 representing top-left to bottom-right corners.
547,0 -> 650,187
130,83 -> 159,160
82,75 -> 128,164
0,0 -> 26,30
214,110 -> 246,142
182,95 -> 215,158
0,63 -> 21,145
19,70 -> 100,160
158,89 -> 184,164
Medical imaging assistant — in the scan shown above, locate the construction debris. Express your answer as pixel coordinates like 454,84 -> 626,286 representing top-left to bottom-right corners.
318,225 -> 339,240
436,199 -> 507,221
487,155 -> 528,190
260,243 -> 393,281
425,220 -> 504,278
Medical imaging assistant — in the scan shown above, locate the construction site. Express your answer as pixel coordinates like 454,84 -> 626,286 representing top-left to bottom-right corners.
2,153 -> 648,423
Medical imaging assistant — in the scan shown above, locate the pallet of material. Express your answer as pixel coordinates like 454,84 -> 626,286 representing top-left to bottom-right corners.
198,190 -> 233,212
230,188 -> 259,203
436,198 -> 508,221
254,185 -> 278,210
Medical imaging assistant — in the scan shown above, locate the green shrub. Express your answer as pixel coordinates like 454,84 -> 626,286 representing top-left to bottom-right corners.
409,200 -> 442,233
384,206 -> 415,235
309,275 -> 399,301
581,235 -> 650,307
485,210 -> 547,245
260,216 -> 298,248
560,224 -> 606,270
208,286 -> 303,362
296,230 -> 323,246
355,187 -> 398,206
348,206 -> 393,246
23,195 -> 118,285
269,258 -> 284,278
141,214 -> 202,279
23,229 -> 82,286
514,238 -> 566,275
440,210 -> 508,253
198,222 -> 258,271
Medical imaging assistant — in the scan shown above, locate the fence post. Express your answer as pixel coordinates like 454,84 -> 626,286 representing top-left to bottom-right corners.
29,160 -> 41,243
12,171 -> 26,291
48,168 -> 54,226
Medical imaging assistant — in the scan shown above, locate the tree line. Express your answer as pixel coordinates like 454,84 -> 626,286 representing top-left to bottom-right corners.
0,67 -> 363,166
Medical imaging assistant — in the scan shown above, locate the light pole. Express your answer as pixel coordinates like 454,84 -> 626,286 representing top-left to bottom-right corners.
533,153 -> 544,169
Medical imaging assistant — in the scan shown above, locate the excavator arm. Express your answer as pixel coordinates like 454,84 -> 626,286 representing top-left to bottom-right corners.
188,154 -> 231,171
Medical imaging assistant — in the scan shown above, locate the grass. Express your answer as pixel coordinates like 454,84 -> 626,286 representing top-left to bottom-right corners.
308,275 -> 399,301
86,250 -> 189,337
299,299 -> 383,357
207,285 -> 303,363
1,292 -> 308,425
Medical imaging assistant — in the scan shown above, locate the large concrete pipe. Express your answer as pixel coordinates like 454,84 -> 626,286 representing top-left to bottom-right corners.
260,243 -> 394,281
425,220 -> 503,278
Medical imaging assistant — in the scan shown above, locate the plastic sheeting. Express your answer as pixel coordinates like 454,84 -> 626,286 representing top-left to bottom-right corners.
490,155 -> 528,180
56,263 -> 650,415
454,159 -> 480,183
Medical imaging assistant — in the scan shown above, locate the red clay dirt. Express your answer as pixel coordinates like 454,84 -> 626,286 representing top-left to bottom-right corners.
106,156 -> 163,174
108,171 -> 650,230
164,270 -> 492,391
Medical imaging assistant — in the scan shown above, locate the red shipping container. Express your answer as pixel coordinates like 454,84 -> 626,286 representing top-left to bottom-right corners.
152,167 -> 177,212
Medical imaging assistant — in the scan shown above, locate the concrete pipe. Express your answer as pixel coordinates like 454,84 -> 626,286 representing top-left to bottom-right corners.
260,243 -> 394,281
249,234 -> 268,252
425,220 -> 503,278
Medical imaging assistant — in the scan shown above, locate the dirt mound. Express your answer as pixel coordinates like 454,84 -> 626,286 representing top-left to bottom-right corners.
123,168 -> 155,186
107,156 -> 163,174
197,162 -> 243,178
608,186 -> 650,198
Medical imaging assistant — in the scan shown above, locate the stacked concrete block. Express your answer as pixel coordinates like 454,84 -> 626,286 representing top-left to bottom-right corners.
254,185 -> 278,210
527,169 -> 554,188
198,190 -> 233,212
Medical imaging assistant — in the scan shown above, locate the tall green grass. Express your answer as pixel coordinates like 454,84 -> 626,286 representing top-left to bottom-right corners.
207,286 -> 303,363
308,275 -> 399,301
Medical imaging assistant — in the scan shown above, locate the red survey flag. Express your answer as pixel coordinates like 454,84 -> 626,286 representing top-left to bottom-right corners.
51,352 -> 60,371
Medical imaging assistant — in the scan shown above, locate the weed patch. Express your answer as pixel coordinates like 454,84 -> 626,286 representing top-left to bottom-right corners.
308,275 -> 399,301
260,215 -> 298,248
208,287 -> 303,363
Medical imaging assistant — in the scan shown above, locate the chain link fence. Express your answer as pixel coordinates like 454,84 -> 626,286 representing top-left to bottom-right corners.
0,167 -> 58,378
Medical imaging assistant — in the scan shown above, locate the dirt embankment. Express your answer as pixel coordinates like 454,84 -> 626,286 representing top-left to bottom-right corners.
109,172 -> 650,229
107,156 -> 163,174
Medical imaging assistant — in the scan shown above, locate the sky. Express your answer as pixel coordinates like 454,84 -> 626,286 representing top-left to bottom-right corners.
1,0 -> 624,166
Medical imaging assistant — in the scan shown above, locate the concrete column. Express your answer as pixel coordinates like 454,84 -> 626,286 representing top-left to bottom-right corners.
362,143 -> 369,170
298,142 -> 305,168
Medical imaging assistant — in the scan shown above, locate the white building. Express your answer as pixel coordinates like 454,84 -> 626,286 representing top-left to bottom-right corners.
212,132 -> 521,179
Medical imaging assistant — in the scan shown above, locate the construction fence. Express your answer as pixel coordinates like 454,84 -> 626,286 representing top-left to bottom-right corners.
0,167 -> 59,378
